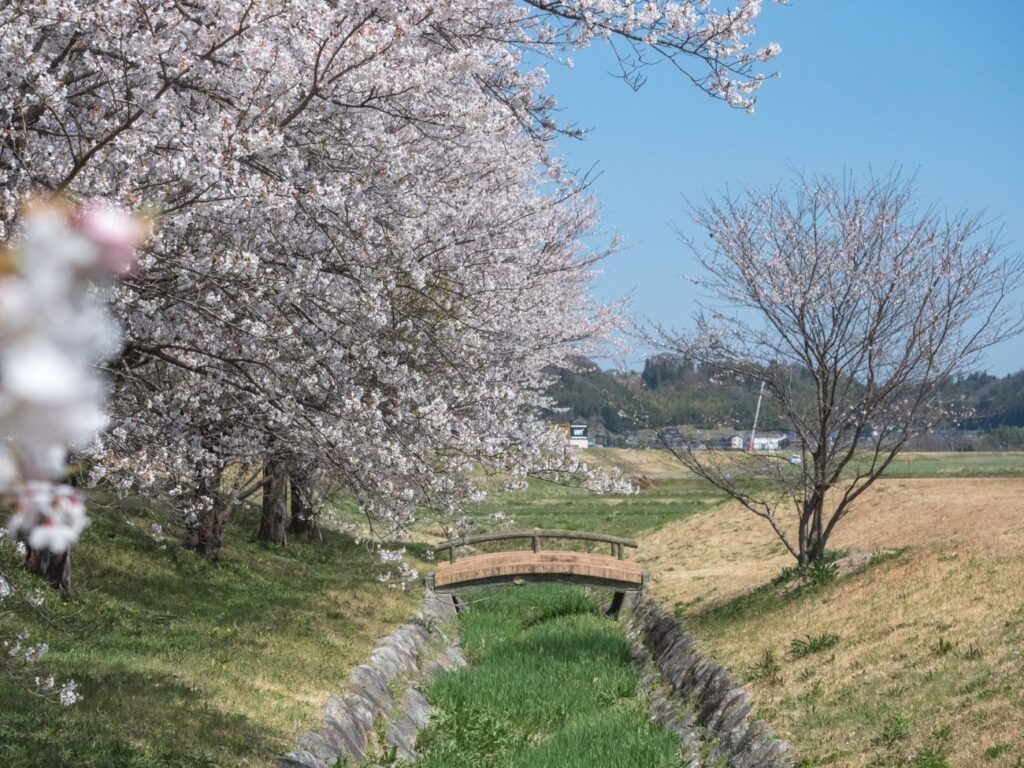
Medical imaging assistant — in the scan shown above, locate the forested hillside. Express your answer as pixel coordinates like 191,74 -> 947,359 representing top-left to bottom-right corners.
944,370 -> 1024,429
546,355 -> 1024,442
543,355 -> 791,436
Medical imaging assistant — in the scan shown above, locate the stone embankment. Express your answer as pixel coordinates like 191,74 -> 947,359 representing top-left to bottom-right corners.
627,593 -> 793,768
277,588 -> 790,768
276,591 -> 464,768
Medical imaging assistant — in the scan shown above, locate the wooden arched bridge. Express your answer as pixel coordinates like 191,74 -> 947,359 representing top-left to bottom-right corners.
425,529 -> 647,614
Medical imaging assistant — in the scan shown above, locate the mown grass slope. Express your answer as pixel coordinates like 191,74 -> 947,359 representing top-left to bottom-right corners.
686,546 -> 1024,768
416,585 -> 683,768
638,470 -> 1024,768
0,495 -> 416,768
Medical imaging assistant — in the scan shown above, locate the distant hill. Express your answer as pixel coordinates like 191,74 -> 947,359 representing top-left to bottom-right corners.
543,355 -> 795,440
544,355 -> 1024,446
943,369 -> 1024,429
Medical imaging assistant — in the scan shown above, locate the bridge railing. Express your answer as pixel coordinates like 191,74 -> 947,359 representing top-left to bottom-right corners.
433,529 -> 638,564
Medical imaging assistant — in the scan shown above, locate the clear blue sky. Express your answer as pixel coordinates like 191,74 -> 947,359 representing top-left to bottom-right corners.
542,1 -> 1024,375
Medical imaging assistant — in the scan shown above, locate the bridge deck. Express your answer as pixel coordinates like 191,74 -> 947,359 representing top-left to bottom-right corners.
428,550 -> 645,593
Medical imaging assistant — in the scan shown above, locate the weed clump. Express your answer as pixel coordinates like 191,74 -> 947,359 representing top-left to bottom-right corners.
789,633 -> 840,658
747,649 -> 783,685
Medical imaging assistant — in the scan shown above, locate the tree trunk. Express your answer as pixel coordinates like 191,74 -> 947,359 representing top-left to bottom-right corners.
184,466 -> 233,561
197,496 -> 232,561
288,470 -> 319,539
25,547 -> 72,595
183,472 -> 215,551
799,490 -> 829,565
182,518 -> 199,551
258,459 -> 288,545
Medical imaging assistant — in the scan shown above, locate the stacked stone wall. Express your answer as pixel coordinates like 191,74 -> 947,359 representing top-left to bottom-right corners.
627,593 -> 792,768
276,591 -> 464,768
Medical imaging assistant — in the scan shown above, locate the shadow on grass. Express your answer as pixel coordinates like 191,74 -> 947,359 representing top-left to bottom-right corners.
0,667 -> 270,768
0,493 -> 416,768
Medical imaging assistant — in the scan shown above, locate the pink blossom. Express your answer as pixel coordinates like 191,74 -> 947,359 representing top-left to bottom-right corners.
72,203 -> 146,275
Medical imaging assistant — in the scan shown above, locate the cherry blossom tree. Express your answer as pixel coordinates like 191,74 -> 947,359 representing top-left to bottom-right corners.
659,173 -> 1024,565
1,1 -> 782,564
521,0 -> 782,108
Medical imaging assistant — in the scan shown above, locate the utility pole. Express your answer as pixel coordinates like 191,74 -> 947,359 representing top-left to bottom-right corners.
749,380 -> 765,452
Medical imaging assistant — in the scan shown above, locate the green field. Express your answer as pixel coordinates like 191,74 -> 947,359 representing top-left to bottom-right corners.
460,476 -> 726,540
581,447 -> 1024,481
848,451 -> 1024,478
415,585 -> 683,768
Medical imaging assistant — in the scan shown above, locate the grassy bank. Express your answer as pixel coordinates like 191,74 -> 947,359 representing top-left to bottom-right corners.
0,495 -> 416,768
415,585 -> 682,768
637,472 -> 1024,767
683,544 -> 1024,767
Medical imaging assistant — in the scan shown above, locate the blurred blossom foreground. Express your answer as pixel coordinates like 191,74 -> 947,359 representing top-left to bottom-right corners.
0,199 -> 145,554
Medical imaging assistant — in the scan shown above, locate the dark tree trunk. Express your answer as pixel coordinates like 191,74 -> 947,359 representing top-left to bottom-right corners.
184,466 -> 232,561
258,459 -> 288,545
183,473 -> 214,551
799,489 -> 829,565
197,496 -> 232,561
25,547 -> 72,595
288,470 -> 319,539
182,520 -> 199,551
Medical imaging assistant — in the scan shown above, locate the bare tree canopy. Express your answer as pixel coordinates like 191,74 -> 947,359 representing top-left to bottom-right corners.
659,172 -> 1024,565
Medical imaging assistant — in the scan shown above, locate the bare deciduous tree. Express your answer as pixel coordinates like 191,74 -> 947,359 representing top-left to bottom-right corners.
659,173 -> 1024,565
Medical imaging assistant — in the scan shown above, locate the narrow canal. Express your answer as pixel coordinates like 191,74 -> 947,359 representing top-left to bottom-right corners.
413,585 -> 684,768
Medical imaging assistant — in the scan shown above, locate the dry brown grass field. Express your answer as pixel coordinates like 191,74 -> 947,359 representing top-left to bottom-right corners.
637,472 -> 1024,767
581,446 -> 697,479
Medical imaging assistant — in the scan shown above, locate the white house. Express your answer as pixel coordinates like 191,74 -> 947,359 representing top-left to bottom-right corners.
751,434 -> 787,452
732,433 -> 788,452
568,423 -> 589,449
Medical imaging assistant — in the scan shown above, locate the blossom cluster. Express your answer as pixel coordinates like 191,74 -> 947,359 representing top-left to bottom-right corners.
2,629 -> 80,706
374,547 -> 419,588
521,0 -> 782,111
1,200 -> 144,553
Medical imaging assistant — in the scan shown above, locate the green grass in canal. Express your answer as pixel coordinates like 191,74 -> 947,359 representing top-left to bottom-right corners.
415,586 -> 682,768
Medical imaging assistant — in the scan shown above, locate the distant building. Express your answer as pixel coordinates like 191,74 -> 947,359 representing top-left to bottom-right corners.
752,434 -> 787,452
553,422 -> 590,449
568,423 -> 589,449
731,433 -> 788,452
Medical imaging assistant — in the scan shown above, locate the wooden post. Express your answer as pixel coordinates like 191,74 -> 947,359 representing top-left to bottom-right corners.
608,591 -> 626,617
450,547 -> 456,564
532,535 -> 540,553
616,543 -> 624,560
